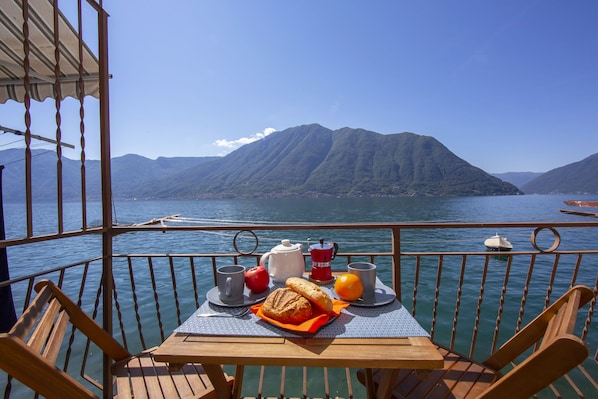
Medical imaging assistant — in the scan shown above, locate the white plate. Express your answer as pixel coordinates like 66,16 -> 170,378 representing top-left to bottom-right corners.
206,286 -> 271,307
332,284 -> 396,307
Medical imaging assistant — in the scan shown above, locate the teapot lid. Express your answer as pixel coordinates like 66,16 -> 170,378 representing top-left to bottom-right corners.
272,239 -> 302,253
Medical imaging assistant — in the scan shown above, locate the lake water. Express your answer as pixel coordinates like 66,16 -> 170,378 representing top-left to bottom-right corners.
3,194 -> 597,397
4,193 -> 597,274
4,194 -> 597,322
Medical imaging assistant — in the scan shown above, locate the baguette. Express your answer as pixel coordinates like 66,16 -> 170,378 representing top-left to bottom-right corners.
286,277 -> 333,314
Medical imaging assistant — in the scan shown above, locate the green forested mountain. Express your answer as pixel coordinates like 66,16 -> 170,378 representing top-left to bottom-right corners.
107,154 -> 219,199
1,148 -> 84,201
521,153 -> 598,194
129,124 -> 520,198
1,124 -> 523,201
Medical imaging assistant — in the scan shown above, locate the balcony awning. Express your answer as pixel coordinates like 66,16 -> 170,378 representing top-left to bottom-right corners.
0,0 -> 100,104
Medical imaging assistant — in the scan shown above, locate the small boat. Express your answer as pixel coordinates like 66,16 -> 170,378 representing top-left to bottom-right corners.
563,200 -> 598,208
560,209 -> 598,218
559,200 -> 598,217
484,234 -> 513,251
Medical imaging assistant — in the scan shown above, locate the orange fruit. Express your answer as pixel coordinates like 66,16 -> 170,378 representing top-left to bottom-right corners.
334,273 -> 364,301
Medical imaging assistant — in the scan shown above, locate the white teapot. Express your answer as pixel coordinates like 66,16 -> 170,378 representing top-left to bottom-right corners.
259,239 -> 305,283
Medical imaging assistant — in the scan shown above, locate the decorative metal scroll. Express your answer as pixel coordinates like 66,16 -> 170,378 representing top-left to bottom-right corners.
530,227 -> 561,253
233,230 -> 259,255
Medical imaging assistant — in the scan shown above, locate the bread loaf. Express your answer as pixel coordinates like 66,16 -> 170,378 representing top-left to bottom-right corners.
262,288 -> 312,324
286,277 -> 333,314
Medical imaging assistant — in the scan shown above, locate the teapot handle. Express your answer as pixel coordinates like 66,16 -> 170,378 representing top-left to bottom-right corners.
259,252 -> 272,268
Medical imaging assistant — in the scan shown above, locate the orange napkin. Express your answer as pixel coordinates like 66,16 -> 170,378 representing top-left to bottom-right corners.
251,300 -> 349,333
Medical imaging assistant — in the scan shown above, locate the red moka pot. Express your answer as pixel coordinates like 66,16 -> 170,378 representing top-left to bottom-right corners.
309,238 -> 338,284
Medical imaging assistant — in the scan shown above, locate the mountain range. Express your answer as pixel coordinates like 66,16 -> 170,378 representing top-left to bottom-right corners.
0,124 -> 595,201
520,152 -> 598,194
491,172 -> 542,189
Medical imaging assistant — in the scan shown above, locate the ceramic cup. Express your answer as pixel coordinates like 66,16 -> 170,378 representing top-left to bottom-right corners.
216,265 -> 246,304
348,262 -> 377,299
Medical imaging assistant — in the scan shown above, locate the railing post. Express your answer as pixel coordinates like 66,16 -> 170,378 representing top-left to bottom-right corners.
97,6 -> 113,399
391,227 -> 401,302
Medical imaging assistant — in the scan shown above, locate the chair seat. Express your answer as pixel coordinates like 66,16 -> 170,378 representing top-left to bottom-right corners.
113,347 -> 234,399
357,343 -> 500,399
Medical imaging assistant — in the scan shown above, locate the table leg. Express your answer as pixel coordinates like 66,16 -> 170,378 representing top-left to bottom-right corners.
232,365 -> 245,399
203,364 -> 233,399
376,369 -> 400,399
364,368 -> 376,399
415,369 -> 430,380
166,363 -> 184,372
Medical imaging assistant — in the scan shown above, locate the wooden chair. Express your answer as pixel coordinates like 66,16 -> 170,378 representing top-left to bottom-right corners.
0,280 -> 233,399
357,285 -> 596,399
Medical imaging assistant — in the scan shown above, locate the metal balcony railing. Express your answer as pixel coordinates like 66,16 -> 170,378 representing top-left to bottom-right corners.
1,222 -> 596,398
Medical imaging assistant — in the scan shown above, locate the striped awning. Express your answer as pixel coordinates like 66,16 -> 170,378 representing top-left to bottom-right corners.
0,0 -> 100,104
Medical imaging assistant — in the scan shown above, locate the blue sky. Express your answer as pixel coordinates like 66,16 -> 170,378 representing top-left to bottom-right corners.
3,1 -> 597,174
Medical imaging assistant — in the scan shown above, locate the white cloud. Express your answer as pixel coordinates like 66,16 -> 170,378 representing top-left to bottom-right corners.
214,127 -> 276,150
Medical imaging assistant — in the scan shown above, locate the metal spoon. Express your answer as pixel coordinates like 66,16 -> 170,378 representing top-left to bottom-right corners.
197,308 -> 251,318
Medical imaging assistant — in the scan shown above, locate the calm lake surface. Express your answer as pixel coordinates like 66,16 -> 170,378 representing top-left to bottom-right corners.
5,194 -> 598,310
3,194 -> 597,397
5,193 -> 598,273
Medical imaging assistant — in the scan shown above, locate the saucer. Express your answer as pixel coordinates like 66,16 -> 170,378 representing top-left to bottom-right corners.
206,286 -> 271,307
332,284 -> 396,307
309,276 -> 335,285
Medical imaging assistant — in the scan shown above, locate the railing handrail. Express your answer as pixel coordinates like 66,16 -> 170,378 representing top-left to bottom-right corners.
110,220 -> 598,235
4,220 -> 597,249
2,222 -> 596,398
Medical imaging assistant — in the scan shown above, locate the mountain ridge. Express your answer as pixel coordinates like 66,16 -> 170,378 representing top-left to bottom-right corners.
521,153 -> 598,194
6,123 -> 595,200
124,124 -> 520,199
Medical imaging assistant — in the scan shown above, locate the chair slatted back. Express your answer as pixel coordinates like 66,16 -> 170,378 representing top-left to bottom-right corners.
0,284 -> 100,399
484,285 -> 594,371
540,288 -> 581,349
2,280 -> 229,399
479,285 -> 594,399
356,285 -> 595,399
7,284 -> 53,341
28,295 -> 67,358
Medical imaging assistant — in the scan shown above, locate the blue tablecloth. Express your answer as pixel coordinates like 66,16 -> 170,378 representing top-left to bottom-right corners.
175,282 -> 430,338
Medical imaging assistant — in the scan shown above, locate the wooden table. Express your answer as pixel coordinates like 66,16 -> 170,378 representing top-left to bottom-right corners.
154,328 -> 443,399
